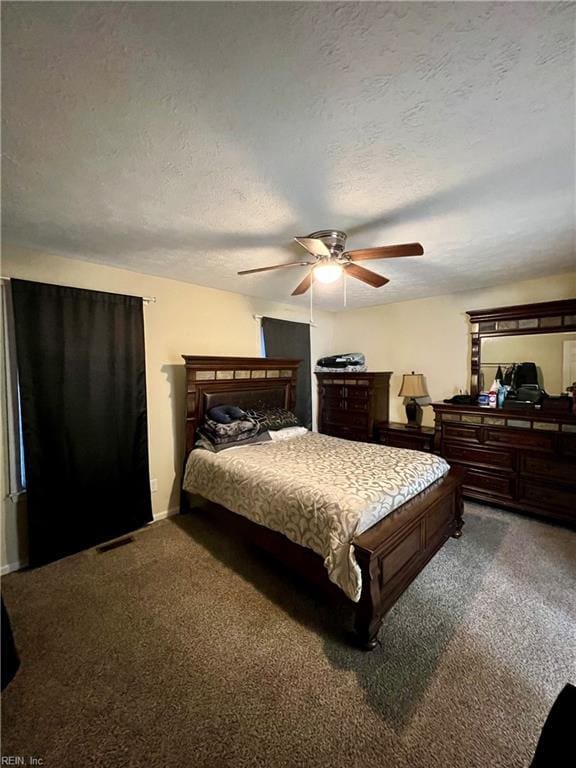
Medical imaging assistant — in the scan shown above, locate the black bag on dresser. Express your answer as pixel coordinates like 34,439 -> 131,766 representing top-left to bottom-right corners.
503,362 -> 539,389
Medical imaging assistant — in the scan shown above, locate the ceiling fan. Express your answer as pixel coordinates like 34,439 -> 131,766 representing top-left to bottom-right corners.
237,230 -> 424,295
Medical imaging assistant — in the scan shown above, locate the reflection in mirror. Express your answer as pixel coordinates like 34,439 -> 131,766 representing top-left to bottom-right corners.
480,332 -> 576,395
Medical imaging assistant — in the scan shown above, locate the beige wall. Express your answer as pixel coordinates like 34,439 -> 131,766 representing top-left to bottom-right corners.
331,272 -> 576,427
0,245 -> 336,570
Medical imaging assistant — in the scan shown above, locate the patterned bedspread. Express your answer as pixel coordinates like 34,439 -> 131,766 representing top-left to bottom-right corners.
183,432 -> 449,601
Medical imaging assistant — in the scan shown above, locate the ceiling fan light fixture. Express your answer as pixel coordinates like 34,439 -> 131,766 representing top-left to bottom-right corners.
314,262 -> 343,284
240,230 -> 423,296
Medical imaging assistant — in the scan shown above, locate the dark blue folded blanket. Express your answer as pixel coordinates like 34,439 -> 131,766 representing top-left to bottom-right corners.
202,415 -> 257,436
197,431 -> 271,452
199,414 -> 260,445
198,424 -> 260,445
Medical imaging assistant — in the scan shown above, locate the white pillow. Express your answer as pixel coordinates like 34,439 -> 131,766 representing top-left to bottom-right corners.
268,426 -> 309,442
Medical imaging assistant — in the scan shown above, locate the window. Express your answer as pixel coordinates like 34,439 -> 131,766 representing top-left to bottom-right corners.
261,316 -> 312,429
1,280 -> 26,498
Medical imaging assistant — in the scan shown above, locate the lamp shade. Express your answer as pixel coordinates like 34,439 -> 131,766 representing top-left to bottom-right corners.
398,372 -> 429,399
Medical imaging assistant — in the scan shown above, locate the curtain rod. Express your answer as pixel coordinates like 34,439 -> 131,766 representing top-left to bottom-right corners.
252,314 -> 316,327
0,276 -> 156,304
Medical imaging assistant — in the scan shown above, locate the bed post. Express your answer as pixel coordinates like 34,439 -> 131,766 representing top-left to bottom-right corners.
354,552 -> 383,651
452,480 -> 464,538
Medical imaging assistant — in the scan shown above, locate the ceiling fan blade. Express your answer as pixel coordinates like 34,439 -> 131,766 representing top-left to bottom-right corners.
344,263 -> 390,288
238,260 -> 311,275
344,242 -> 424,261
294,237 -> 331,258
291,271 -> 314,296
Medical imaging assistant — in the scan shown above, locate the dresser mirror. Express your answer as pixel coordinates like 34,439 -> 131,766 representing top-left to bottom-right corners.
467,299 -> 576,396
480,331 -> 576,395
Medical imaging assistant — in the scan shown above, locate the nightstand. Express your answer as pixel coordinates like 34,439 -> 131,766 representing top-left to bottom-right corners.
376,422 -> 435,452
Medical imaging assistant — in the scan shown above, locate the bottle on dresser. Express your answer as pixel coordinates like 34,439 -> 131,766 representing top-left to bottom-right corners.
488,374 -> 503,409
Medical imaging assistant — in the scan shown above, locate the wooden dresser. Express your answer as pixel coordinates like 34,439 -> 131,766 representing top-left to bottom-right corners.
432,403 -> 576,526
316,372 -> 392,442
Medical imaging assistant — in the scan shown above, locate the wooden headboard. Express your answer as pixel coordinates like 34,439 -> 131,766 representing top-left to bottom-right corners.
182,355 -> 301,455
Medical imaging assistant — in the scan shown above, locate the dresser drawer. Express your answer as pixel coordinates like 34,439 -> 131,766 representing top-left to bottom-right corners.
559,433 -> 576,457
442,441 -> 514,472
322,385 -> 371,399
443,424 -> 481,443
381,435 -> 430,451
485,428 -> 555,452
347,388 -> 370,400
324,397 -> 368,412
346,397 -> 371,412
379,432 -> 434,452
322,424 -> 369,442
322,385 -> 347,399
323,410 -> 369,429
457,465 -> 515,501
519,454 -> 576,484
322,385 -> 347,401
517,480 -> 576,518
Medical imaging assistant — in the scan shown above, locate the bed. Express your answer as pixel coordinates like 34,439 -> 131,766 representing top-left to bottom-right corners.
181,355 -> 464,650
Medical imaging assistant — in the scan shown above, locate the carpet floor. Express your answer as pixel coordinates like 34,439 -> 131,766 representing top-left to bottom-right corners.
1,502 -> 575,768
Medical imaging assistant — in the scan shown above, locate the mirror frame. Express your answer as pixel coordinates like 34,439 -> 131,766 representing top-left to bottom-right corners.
466,298 -> 576,395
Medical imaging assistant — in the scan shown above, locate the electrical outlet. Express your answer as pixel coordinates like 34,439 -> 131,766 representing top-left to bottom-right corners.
150,479 -> 158,493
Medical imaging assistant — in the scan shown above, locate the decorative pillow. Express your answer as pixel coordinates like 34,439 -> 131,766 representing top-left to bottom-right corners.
268,426 -> 309,442
243,406 -> 301,431
207,405 -> 247,424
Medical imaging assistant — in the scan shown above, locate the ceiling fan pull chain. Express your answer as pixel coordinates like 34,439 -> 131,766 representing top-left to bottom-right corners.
343,270 -> 347,308
309,272 -> 314,325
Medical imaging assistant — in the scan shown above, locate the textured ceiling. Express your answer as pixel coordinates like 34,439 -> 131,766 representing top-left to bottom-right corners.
2,1 -> 575,310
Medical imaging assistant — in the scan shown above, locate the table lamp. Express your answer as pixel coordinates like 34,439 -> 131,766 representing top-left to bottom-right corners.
398,372 -> 429,427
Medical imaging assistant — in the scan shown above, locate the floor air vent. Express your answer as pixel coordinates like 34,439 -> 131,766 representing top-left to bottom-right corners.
97,536 -> 135,553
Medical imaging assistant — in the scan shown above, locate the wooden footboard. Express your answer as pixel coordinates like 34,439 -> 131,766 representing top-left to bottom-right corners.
353,466 -> 464,649
182,467 -> 464,651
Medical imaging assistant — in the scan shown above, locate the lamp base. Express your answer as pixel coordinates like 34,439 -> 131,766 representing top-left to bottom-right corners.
405,399 -> 423,428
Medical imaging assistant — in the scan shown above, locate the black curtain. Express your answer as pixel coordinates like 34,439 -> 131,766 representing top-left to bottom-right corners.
11,279 -> 152,567
262,317 -> 312,429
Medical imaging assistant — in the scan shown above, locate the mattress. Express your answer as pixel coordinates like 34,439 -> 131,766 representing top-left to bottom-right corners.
183,431 -> 449,601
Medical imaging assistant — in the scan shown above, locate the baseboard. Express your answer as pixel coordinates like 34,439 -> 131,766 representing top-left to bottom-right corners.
1,559 -> 27,576
152,506 -> 180,522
